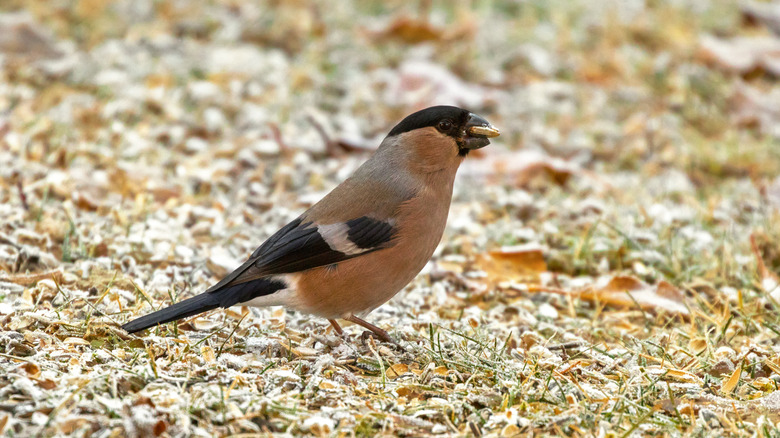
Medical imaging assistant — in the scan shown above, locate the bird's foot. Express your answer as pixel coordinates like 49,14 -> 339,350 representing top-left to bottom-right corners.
328,319 -> 345,336
346,315 -> 404,350
360,330 -> 405,352
328,316 -> 403,349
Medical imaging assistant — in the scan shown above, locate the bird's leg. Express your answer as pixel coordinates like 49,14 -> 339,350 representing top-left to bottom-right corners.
346,315 -> 397,345
328,319 -> 344,336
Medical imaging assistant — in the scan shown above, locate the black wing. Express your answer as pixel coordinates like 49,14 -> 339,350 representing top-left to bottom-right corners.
204,216 -> 396,293
122,216 -> 397,333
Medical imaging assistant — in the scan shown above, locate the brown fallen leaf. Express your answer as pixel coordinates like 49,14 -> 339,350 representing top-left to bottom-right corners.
533,276 -> 689,315
386,363 -> 409,379
375,15 -> 443,44
764,358 -> 780,375
513,161 -> 574,188
37,379 -> 57,390
73,191 -> 102,211
318,380 -> 338,390
477,245 -> 547,283
688,338 -> 708,354
59,417 -> 93,435
721,365 -> 742,394
191,318 -> 221,332
396,385 -> 436,400
664,368 -> 702,384
64,337 -> 89,346
201,345 -> 216,364
278,342 -> 318,357
580,276 -> 689,315
369,13 -> 475,45
19,362 -> 41,378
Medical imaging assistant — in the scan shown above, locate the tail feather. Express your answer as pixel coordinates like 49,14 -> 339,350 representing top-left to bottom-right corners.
121,277 -> 288,334
121,293 -> 220,334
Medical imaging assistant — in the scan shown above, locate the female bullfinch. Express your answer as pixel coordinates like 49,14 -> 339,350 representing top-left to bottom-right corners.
122,105 -> 500,343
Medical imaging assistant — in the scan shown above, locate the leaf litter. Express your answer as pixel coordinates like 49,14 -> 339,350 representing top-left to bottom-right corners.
1,0 -> 780,437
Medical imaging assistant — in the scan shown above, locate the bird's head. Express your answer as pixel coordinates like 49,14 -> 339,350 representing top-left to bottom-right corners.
382,105 -> 499,174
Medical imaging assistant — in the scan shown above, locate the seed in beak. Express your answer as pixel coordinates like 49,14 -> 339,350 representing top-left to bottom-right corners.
467,125 -> 500,138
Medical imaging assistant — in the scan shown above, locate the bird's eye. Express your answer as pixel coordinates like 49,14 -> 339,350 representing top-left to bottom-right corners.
437,119 -> 453,132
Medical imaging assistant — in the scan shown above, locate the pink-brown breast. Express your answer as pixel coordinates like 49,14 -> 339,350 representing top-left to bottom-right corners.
289,172 -> 457,319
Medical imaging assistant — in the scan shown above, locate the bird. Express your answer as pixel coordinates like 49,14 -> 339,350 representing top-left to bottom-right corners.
121,105 -> 500,343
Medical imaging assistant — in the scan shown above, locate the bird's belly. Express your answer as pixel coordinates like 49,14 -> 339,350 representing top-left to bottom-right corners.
288,185 -> 452,319
287,243 -> 430,318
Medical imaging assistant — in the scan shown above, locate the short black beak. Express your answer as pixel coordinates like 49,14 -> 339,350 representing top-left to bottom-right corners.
461,113 -> 500,151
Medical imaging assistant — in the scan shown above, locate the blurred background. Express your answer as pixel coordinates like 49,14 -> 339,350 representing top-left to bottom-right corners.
1,0 -> 780,436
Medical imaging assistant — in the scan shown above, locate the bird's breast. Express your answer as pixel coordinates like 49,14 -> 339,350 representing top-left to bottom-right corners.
289,185 -> 453,319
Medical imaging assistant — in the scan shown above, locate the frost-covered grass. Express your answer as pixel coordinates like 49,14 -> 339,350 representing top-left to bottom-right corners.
1,0 -> 780,436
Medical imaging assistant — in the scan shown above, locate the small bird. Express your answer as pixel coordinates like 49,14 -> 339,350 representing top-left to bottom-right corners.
122,106 -> 499,342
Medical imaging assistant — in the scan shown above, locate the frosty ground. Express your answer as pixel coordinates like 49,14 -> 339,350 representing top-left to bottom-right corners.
1,1 -> 780,436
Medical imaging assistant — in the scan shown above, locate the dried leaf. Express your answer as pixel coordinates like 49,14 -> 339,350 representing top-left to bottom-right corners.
191,318 -> 221,331
665,368 -> 702,384
294,346 -> 318,356
279,342 -> 318,357
318,380 -> 338,390
201,345 -> 215,364
64,337 -> 89,346
386,363 -> 409,379
19,361 -> 40,377
764,359 -> 780,375
153,420 -> 167,436
477,245 -> 547,282
501,424 -> 521,437
513,161 -> 574,188
396,385 -> 428,400
59,417 -> 90,434
375,15 -> 444,44
721,365 -> 742,394
6,315 -> 31,331
678,403 -> 697,416
688,338 -> 707,354
37,379 -> 57,390
579,276 -> 689,315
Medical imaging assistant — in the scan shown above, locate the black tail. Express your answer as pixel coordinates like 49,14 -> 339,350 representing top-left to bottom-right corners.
121,293 -> 220,333
121,277 -> 287,334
